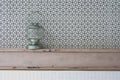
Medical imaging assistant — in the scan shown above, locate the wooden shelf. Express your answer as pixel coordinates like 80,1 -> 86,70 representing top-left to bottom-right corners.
0,48 -> 120,70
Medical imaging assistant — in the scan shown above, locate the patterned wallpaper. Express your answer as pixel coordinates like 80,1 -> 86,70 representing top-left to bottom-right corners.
0,0 -> 120,48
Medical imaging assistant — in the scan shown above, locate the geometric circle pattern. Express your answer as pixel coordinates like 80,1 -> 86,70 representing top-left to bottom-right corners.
0,0 -> 120,48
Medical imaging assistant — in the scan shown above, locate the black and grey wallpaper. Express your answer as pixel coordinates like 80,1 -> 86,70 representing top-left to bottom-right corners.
0,0 -> 120,48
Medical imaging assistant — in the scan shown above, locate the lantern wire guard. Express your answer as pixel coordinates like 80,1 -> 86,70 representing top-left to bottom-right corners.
26,11 -> 45,49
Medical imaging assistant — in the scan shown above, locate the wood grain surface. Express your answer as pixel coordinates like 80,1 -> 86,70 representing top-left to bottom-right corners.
0,48 -> 119,70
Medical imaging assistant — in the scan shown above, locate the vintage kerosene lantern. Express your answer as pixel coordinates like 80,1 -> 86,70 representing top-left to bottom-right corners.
26,11 -> 45,49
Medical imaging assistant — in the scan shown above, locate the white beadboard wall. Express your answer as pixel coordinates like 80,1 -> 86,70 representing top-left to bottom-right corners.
0,71 -> 120,80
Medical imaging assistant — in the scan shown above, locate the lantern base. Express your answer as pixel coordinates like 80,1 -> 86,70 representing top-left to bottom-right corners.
27,44 -> 40,50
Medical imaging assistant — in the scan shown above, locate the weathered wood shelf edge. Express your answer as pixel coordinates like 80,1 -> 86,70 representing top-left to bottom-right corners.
0,48 -> 120,71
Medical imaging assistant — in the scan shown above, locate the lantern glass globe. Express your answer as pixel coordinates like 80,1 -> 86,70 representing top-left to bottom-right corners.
26,11 -> 45,49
